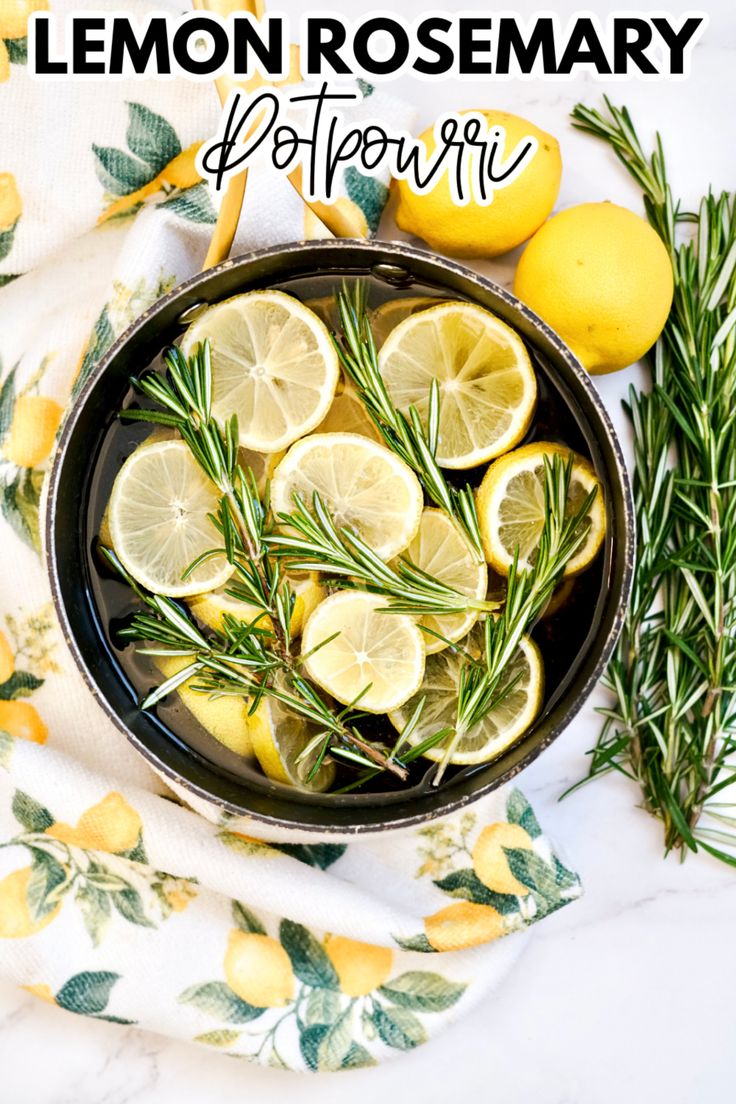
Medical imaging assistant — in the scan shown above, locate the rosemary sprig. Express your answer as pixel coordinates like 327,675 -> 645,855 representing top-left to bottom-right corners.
267,491 -> 499,619
333,283 -> 484,558
105,547 -> 411,781
336,456 -> 597,791
124,342 -> 291,653
568,98 -> 736,866
121,344 -> 408,779
433,455 -> 596,783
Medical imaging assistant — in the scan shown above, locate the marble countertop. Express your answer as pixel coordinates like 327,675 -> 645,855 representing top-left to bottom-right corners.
3,1 -> 735,1100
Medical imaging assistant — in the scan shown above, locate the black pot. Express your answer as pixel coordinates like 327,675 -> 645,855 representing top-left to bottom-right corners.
46,239 -> 634,834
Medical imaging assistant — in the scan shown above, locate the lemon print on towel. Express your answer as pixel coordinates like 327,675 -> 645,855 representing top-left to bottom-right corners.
0,171 -> 22,265
324,935 -> 393,997
94,102 -> 215,224
0,0 -> 48,83
0,622 -> 50,747
225,929 -> 296,1008
5,788 -> 193,943
180,902 -> 468,1070
398,790 -> 583,953
46,792 -> 142,855
0,867 -> 60,939
0,359 -> 64,550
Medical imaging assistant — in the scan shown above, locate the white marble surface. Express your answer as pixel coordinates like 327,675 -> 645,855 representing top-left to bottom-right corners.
3,0 -> 736,1100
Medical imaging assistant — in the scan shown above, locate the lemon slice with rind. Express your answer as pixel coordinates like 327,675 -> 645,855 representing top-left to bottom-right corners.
108,438 -> 232,597
476,440 -> 606,576
369,295 -> 441,348
155,653 -> 253,757
301,591 -> 426,714
188,572 -> 324,638
378,301 -> 537,469
313,385 -> 381,441
239,446 -> 285,497
269,433 -> 423,561
180,290 -> 340,453
400,509 -> 487,654
390,624 -> 543,766
247,682 -> 336,792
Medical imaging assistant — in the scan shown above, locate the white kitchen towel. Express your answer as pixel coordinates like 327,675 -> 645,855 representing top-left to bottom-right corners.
0,0 -> 582,1071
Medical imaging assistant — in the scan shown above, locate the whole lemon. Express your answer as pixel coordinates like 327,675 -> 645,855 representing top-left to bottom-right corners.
0,867 -> 61,939
324,934 -> 393,997
224,929 -> 295,1007
424,901 -> 505,952
394,110 -> 561,259
514,202 -> 674,374
472,822 -> 534,897
2,394 -> 63,468
47,792 -> 142,853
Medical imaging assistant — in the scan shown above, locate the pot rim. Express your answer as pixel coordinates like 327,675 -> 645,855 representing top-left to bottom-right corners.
46,238 -> 635,834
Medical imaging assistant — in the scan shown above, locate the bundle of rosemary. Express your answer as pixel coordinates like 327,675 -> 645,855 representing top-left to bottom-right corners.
569,100 -> 736,865
107,287 -> 595,792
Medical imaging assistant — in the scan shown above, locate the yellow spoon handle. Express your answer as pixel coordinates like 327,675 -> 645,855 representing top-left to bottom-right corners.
194,0 -> 367,270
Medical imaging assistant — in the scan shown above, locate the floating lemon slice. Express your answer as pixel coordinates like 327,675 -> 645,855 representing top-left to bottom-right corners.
378,301 -> 537,469
247,679 -> 336,792
301,591 -> 425,714
390,624 -> 543,766
155,653 -> 253,757
476,440 -> 606,576
400,509 -> 487,654
188,572 -> 324,638
108,438 -> 232,597
369,295 -> 441,348
239,446 -> 285,497
542,576 -> 576,618
269,433 -> 423,561
313,385 -> 381,441
180,290 -> 340,453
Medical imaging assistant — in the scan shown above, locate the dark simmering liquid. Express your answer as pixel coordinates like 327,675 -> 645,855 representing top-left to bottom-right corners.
85,271 -> 606,807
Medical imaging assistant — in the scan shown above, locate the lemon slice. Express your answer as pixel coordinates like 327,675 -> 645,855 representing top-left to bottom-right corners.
239,446 -> 285,497
247,681 -> 336,792
99,429 -> 175,550
180,290 -> 340,453
301,591 -> 425,714
390,624 -> 543,765
542,576 -> 576,618
378,301 -> 537,469
155,654 -> 253,757
314,386 -> 381,441
188,572 -> 324,638
269,433 -> 423,560
108,438 -> 232,597
400,509 -> 487,654
369,295 -> 440,348
476,441 -> 606,576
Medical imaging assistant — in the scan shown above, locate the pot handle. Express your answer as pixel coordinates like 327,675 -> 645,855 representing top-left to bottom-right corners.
193,0 -> 369,269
